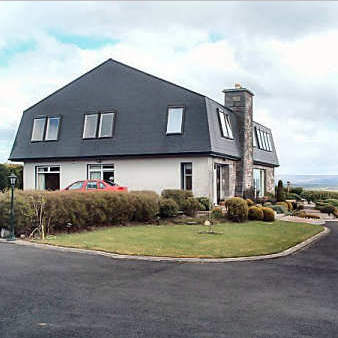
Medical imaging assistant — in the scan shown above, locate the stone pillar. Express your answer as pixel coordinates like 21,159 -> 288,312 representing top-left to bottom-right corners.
223,85 -> 254,196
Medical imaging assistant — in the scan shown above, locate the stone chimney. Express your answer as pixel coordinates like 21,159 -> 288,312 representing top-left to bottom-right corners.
222,84 -> 254,196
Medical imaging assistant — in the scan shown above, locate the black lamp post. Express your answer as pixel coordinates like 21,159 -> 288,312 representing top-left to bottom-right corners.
7,172 -> 17,241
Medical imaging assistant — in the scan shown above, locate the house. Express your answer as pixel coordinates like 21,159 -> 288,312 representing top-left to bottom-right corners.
9,58 -> 279,204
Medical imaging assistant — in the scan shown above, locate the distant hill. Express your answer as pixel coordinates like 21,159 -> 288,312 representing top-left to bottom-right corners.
276,175 -> 338,191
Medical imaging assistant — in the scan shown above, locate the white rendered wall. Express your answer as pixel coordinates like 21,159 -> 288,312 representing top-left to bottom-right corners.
23,157 -> 212,198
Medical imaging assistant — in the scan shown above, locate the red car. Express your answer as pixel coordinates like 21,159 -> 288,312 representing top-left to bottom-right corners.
63,180 -> 128,192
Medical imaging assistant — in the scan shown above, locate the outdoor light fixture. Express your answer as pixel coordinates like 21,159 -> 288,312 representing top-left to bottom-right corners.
7,172 -> 17,241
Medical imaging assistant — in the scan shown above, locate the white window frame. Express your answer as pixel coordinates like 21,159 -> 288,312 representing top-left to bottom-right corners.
45,117 -> 61,141
181,162 -> 192,191
98,112 -> 115,138
83,114 -> 99,139
218,109 -> 234,139
36,165 -> 61,190
88,164 -> 115,182
166,106 -> 184,134
31,118 -> 46,142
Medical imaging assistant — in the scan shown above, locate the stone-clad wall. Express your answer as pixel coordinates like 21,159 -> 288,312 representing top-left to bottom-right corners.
223,88 -> 254,196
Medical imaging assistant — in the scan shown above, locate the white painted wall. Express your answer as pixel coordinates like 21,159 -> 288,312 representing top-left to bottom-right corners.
23,157 -> 212,198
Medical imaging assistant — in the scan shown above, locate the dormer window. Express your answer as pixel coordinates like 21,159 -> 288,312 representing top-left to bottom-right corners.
255,127 -> 272,151
31,116 -> 60,142
218,109 -> 233,139
166,106 -> 184,134
83,112 -> 115,139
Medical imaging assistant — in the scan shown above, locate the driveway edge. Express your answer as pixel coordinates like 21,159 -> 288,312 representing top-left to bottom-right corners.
0,226 -> 330,263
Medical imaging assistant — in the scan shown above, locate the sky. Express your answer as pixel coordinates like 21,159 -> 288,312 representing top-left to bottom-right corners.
1,1 -> 338,175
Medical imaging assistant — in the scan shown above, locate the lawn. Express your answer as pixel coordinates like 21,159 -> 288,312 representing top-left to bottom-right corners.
38,220 -> 324,258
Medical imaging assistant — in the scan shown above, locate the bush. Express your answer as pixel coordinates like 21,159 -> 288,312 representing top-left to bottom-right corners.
323,199 -> 338,207
293,211 -> 320,219
161,189 -> 193,210
159,198 -> 179,218
248,206 -> 264,220
276,180 -> 286,202
182,197 -> 200,217
301,190 -> 338,203
286,192 -> 302,201
196,197 -> 212,211
0,190 -> 162,236
276,201 -> 289,210
319,205 -> 336,216
285,201 -> 293,211
261,207 -> 275,222
225,197 -> 248,222
211,207 -> 224,219
269,204 -> 288,214
246,198 -> 255,207
290,187 -> 303,195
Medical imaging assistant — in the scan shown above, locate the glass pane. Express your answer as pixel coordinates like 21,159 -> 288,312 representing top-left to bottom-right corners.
68,181 -> 84,190
50,166 -> 60,172
87,181 -> 98,189
225,114 -> 233,139
263,132 -> 270,151
89,164 -> 101,170
253,129 -> 257,147
103,164 -> 114,169
167,107 -> 183,134
45,117 -> 60,141
266,133 -> 272,151
103,171 -> 114,182
31,118 -> 46,141
83,114 -> 98,138
185,176 -> 192,190
99,113 -> 114,138
260,170 -> 265,196
218,110 -> 228,137
258,130 -> 264,149
184,163 -> 192,175
90,172 -> 101,180
37,173 -> 46,190
253,169 -> 261,195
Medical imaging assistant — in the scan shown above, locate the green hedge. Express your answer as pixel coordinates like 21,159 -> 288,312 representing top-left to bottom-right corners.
301,190 -> 338,202
0,190 -> 160,235
225,197 -> 248,222
161,189 -> 193,210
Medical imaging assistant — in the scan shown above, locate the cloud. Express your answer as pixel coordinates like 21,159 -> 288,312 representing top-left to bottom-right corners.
0,2 -> 337,175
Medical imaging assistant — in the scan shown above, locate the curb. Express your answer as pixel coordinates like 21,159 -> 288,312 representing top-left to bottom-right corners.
0,227 -> 330,263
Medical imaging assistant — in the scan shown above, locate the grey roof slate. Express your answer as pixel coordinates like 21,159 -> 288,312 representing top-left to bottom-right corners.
9,58 -> 279,167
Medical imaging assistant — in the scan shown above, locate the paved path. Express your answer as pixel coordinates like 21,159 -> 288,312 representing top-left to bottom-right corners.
1,222 -> 338,338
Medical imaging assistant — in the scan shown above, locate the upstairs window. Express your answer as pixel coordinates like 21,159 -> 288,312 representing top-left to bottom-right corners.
31,118 -> 46,141
253,129 -> 257,147
31,116 -> 60,142
166,107 -> 184,134
45,117 -> 60,141
83,112 -> 115,139
218,109 -> 233,139
255,127 -> 272,152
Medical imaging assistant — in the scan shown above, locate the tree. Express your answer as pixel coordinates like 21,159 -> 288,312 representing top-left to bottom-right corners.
276,180 -> 286,202
0,164 -> 9,192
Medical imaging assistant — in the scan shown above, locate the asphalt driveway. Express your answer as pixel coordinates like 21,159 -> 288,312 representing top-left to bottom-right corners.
1,222 -> 338,338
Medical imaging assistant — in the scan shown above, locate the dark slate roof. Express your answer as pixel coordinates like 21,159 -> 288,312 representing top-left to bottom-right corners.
9,58 -> 279,167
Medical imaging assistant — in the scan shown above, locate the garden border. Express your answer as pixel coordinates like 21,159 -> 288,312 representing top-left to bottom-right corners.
0,226 -> 330,263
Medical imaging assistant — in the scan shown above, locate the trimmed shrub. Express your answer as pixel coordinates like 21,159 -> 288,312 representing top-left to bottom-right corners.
225,197 -> 248,222
285,201 -> 293,211
0,190 -> 162,236
159,198 -> 179,218
183,197 -> 200,217
269,204 -> 287,214
248,206 -> 264,220
246,199 -> 255,207
196,197 -> 212,211
319,205 -> 336,216
293,211 -> 321,219
276,180 -> 286,202
323,199 -> 338,207
161,189 -> 193,210
262,207 -> 275,222
276,202 -> 290,212
211,207 -> 224,219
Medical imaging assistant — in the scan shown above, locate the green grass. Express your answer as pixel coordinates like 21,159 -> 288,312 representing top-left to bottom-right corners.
38,221 -> 324,258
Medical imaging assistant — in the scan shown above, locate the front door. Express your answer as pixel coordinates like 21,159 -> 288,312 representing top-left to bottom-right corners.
215,164 -> 229,205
